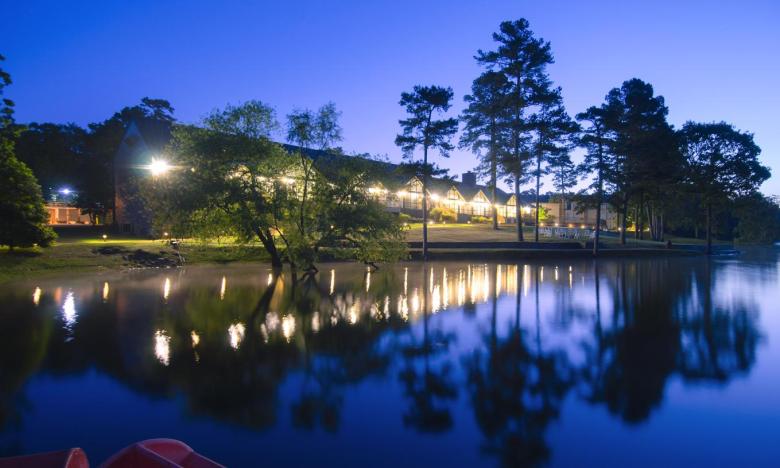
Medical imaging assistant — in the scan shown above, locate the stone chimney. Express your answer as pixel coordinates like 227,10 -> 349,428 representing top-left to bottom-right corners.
461,171 -> 477,186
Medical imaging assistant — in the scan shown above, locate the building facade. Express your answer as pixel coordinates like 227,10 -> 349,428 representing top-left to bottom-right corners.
113,122 -> 616,236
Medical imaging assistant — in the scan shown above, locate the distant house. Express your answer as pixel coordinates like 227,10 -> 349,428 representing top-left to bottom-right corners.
112,121 -> 616,236
45,201 -> 91,225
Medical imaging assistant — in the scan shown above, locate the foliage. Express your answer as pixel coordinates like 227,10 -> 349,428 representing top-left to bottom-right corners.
0,154 -> 57,248
679,121 -> 770,250
395,85 -> 458,257
430,206 -> 457,223
150,102 -> 406,270
460,71 -> 512,228
599,78 -> 680,242
470,215 -> 491,224
0,56 -> 56,249
732,194 -> 780,244
476,19 -> 557,240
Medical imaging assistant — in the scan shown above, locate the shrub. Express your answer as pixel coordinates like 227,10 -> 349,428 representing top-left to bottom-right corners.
470,215 -> 490,224
430,206 -> 457,223
398,212 -> 412,224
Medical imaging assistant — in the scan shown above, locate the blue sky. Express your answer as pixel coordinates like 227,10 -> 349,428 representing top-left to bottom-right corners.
5,0 -> 779,194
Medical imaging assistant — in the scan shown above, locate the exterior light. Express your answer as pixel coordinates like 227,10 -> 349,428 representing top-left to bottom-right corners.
148,158 -> 171,177
59,187 -> 73,195
163,232 -> 169,237
102,234 -> 108,241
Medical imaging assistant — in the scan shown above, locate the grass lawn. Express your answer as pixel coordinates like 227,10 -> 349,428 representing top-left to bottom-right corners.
403,223 -> 721,247
0,237 -> 269,283
404,223 -> 548,242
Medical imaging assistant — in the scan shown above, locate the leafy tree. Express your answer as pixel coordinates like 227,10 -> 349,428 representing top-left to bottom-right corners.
732,194 -> 780,244
527,84 -> 577,241
460,71 -> 512,230
477,19 -> 554,241
395,86 -> 458,259
152,102 -> 405,270
601,79 -> 678,244
87,97 -> 175,226
680,122 -> 770,253
0,56 -> 56,248
286,102 -> 343,245
0,155 -> 57,248
576,106 -> 615,255
13,123 -> 86,200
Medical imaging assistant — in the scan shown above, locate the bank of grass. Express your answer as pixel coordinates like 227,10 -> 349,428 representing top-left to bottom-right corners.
0,238 -> 269,283
403,222 -> 725,247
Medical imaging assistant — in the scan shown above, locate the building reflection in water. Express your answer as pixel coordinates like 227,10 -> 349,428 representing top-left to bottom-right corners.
0,255 -> 772,466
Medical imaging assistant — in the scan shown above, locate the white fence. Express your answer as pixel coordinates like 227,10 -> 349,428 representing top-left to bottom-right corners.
539,227 -> 595,241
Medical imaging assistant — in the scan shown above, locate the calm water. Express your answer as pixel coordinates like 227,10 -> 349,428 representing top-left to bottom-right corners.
1,250 -> 779,467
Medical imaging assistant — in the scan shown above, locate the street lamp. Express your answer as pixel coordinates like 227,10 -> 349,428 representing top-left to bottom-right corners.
147,157 -> 171,177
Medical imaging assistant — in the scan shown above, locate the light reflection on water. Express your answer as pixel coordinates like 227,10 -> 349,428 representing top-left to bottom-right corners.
1,250 -> 780,467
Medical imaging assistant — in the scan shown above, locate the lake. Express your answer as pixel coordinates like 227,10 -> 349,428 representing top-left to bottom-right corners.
1,250 -> 779,467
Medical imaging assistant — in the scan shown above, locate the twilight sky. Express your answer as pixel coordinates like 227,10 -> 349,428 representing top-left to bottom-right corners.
5,0 -> 780,194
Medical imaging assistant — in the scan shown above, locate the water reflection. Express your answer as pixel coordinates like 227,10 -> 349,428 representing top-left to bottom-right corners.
0,252 -> 776,466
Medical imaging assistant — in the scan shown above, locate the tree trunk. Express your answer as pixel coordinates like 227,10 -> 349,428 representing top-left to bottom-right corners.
491,155 -> 498,230
638,192 -> 645,240
422,145 -> 429,261
515,175 -> 523,241
634,203 -> 640,240
620,198 -> 628,245
706,202 -> 712,255
594,190 -> 602,256
534,153 -> 541,243
256,228 -> 283,269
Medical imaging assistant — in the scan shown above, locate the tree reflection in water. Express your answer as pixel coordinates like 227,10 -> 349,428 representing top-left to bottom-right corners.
0,255 -> 771,463
398,263 -> 458,432
464,264 -> 571,467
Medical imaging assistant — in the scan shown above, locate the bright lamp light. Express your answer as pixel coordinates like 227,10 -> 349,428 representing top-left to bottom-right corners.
148,158 -> 171,177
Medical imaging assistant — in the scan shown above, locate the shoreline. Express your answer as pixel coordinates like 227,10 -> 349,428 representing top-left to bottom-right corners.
1,240 -> 715,284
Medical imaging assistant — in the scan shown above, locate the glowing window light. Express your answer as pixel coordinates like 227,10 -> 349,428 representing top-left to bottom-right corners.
312,312 -> 321,333
154,330 -> 171,366
411,289 -> 420,314
430,193 -> 440,201
349,302 -> 360,324
228,323 -> 246,349
148,158 -> 171,177
62,291 -> 77,327
282,315 -> 296,341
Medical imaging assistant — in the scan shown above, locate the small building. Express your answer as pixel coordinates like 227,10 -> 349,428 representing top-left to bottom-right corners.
46,202 -> 91,225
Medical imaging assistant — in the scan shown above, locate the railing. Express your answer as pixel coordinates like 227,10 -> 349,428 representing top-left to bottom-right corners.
539,226 -> 595,241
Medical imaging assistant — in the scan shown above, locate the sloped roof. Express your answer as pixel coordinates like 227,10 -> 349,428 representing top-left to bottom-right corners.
124,122 -> 523,205
132,119 -> 174,152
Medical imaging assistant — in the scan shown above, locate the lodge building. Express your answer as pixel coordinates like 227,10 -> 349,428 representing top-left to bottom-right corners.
113,121 -> 616,235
